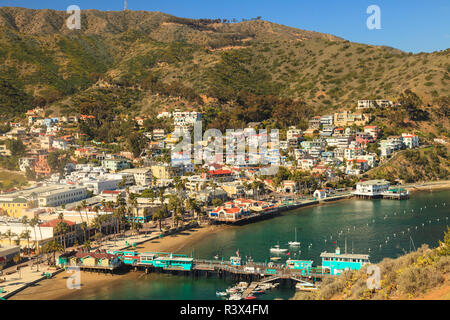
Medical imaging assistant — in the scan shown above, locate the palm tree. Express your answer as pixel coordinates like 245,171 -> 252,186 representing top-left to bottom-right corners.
55,221 -> 70,250
75,205 -> 85,243
20,230 -> 32,254
82,240 -> 92,251
43,240 -> 64,266
20,216 -> 30,254
35,213 -> 44,253
29,217 -> 41,271
5,229 -> 14,246
158,186 -> 166,205
153,205 -> 168,232
168,195 -> 183,228
81,200 -> 91,240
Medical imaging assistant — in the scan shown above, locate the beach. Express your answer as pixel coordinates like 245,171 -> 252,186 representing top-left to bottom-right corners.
7,184 -> 450,300
8,224 -> 229,300
135,224 -> 230,254
404,180 -> 450,193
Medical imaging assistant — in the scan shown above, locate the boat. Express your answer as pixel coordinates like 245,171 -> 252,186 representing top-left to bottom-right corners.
296,283 -> 317,291
216,291 -> 228,297
245,295 -> 257,300
288,228 -> 301,247
252,289 -> 265,295
226,288 -> 239,294
228,293 -> 242,300
270,256 -> 281,261
270,243 -> 288,253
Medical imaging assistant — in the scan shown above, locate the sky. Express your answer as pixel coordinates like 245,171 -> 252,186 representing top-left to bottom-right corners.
1,0 -> 449,53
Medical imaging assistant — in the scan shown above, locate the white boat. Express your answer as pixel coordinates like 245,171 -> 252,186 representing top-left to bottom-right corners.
226,288 -> 239,294
216,291 -> 228,297
296,283 -> 317,291
270,243 -> 288,253
288,228 -> 301,247
228,293 -> 242,300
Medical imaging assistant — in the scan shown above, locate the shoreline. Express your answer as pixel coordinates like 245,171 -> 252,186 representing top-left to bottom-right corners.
7,183 -> 450,300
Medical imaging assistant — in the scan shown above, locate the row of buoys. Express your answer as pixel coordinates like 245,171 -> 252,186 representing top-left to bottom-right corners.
313,201 -> 447,255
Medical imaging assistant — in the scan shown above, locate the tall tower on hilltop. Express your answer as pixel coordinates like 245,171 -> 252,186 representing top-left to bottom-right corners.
124,0 -> 127,11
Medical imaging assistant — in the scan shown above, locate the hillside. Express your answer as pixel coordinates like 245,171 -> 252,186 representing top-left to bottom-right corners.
0,6 -> 449,131
366,145 -> 450,183
294,228 -> 450,300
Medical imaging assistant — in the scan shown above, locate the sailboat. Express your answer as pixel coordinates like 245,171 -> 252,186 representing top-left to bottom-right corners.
288,228 -> 301,247
270,242 -> 288,253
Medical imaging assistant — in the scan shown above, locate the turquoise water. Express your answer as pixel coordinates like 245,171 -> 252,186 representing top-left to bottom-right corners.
69,190 -> 449,300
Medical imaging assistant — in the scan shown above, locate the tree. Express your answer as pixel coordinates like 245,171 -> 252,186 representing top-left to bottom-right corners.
4,229 -> 15,246
127,132 -> 147,158
153,205 -> 169,232
43,240 -> 64,266
398,90 -> 429,121
5,139 -> 26,156
20,216 -> 30,252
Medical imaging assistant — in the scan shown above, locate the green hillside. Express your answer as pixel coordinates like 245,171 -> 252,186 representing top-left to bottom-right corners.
0,6 -> 449,134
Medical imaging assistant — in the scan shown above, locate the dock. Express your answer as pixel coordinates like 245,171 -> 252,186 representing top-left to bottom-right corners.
209,200 -> 319,225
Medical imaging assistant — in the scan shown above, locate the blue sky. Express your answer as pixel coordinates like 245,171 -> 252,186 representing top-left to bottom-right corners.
1,0 -> 449,53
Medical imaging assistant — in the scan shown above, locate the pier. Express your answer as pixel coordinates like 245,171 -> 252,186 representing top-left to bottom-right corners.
209,200 -> 319,225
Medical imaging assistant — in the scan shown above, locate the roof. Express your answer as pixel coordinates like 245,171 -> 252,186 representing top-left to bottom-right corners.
357,179 -> 390,186
75,252 -> 118,260
320,252 -> 370,260
208,169 -> 233,175
40,219 -> 76,228
101,190 -> 122,194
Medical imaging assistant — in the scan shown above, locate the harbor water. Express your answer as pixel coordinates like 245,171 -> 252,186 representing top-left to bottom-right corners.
67,190 -> 450,300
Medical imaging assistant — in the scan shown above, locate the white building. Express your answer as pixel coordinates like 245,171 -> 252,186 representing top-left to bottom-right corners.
83,178 -> 121,194
353,180 -> 390,197
18,157 -> 36,172
172,111 -> 202,126
402,133 -> 419,149
37,186 -> 87,207
121,168 -> 153,186
320,115 -> 334,126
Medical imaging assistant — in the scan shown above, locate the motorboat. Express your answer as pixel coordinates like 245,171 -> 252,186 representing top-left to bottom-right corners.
270,243 -> 288,253
228,293 -> 242,300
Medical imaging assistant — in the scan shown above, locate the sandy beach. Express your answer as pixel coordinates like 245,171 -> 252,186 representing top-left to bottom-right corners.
404,180 -> 450,193
8,184 -> 450,300
9,224 -> 230,300
135,224 -> 230,254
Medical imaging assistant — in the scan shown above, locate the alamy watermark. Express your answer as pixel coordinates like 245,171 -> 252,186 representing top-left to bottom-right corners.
66,5 -> 81,30
367,5 -> 381,30
172,121 -> 280,175
366,265 -> 381,290
66,266 -> 81,290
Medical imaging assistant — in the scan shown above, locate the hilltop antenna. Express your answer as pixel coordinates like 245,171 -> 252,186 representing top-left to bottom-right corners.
124,0 -> 127,11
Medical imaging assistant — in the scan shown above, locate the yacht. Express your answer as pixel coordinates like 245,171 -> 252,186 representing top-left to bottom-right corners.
288,228 -> 301,247
270,243 -> 288,253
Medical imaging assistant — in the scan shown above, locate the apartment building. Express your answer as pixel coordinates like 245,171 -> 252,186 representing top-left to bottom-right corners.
37,186 -> 87,207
